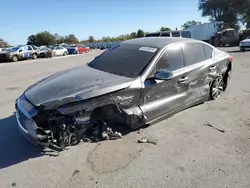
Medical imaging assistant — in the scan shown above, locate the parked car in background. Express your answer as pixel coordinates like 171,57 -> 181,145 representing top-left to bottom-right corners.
67,44 -> 88,54
0,46 -> 31,62
88,43 -> 94,49
239,36 -> 250,51
51,46 -> 68,56
17,45 -> 39,59
38,47 -> 56,58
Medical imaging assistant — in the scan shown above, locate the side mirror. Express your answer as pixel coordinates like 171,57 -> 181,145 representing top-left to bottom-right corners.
154,69 -> 173,80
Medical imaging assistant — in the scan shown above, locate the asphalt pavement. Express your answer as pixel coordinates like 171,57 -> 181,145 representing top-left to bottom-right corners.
0,48 -> 249,188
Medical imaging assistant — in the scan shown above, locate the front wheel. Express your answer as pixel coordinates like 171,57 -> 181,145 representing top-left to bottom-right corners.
63,52 -> 67,56
32,53 -> 37,60
209,76 -> 224,100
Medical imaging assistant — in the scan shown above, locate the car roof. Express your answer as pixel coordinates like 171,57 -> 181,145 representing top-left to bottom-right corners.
122,37 -> 194,49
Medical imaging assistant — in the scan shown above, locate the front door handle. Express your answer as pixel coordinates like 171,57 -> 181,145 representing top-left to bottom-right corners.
178,77 -> 189,83
209,66 -> 217,71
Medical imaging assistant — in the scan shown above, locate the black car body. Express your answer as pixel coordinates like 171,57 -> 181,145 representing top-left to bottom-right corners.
15,37 -> 232,150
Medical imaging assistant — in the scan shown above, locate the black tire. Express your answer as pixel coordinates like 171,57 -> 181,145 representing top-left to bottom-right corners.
209,76 -> 224,100
12,55 -> 18,62
32,53 -> 37,60
63,52 -> 66,56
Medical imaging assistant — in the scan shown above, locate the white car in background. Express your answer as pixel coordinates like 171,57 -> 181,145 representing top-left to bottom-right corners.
239,37 -> 250,51
52,46 -> 68,56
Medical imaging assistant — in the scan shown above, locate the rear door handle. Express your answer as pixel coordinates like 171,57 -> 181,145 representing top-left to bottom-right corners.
209,66 -> 217,71
178,77 -> 189,82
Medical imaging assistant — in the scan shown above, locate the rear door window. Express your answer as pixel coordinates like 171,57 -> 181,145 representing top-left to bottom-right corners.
183,43 -> 206,66
171,32 -> 180,37
156,44 -> 184,71
203,44 -> 213,59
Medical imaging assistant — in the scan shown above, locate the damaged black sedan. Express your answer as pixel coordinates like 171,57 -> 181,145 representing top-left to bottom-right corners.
15,37 -> 232,150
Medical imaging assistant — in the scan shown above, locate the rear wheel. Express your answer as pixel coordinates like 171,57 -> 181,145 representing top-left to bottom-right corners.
210,76 -> 224,100
32,53 -> 37,60
63,52 -> 67,56
12,55 -> 18,62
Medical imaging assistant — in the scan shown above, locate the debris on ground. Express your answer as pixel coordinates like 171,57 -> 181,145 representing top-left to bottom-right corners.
138,137 -> 157,145
12,182 -> 16,187
72,169 -> 80,177
203,122 -> 225,133
101,127 -> 122,140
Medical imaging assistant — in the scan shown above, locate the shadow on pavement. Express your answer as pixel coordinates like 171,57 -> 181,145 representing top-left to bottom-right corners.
226,50 -> 250,53
0,114 -> 43,169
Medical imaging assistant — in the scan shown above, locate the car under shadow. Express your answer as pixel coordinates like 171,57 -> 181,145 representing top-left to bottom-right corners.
0,114 -> 43,169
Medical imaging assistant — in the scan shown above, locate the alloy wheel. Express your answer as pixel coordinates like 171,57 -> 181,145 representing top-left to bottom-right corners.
211,76 -> 224,100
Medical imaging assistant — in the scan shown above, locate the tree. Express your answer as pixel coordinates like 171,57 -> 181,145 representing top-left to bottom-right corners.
64,34 -> 78,44
0,38 -> 10,48
54,33 -> 60,44
130,32 -> 137,39
181,20 -> 202,29
159,27 -> 171,31
136,29 -> 145,38
198,0 -> 238,29
230,0 -> 250,27
88,36 -> 95,42
27,31 -> 55,45
27,35 -> 38,45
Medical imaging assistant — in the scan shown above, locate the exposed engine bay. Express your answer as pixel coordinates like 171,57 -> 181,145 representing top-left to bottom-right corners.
28,102 -> 146,151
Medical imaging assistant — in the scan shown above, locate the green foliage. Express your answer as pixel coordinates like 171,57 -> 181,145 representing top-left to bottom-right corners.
27,32 -> 79,45
88,36 -> 95,42
198,0 -> 250,29
181,20 -> 202,30
136,29 -> 145,38
0,38 -> 10,48
159,27 -> 171,31
198,0 -> 238,29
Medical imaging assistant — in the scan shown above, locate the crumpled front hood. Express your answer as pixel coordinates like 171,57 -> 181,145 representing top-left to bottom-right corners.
24,65 -> 134,108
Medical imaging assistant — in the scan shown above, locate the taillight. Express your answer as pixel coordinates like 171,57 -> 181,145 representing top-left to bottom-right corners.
228,56 -> 233,62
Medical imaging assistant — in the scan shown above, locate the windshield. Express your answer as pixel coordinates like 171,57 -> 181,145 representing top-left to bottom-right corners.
7,47 -> 19,52
88,43 -> 158,78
